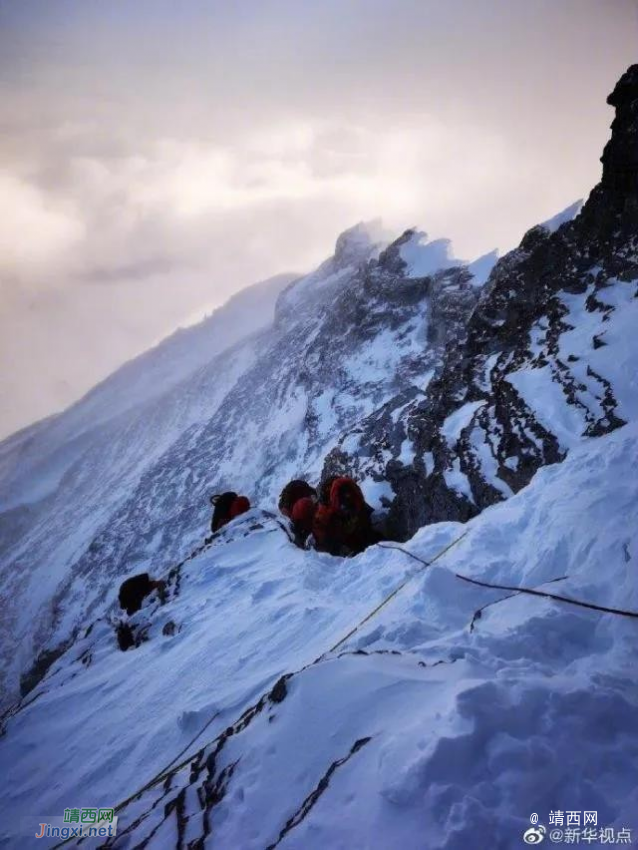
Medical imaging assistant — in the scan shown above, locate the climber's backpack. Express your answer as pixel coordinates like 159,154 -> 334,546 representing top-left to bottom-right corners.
210,492 -> 251,532
210,492 -> 239,532
313,477 -> 375,556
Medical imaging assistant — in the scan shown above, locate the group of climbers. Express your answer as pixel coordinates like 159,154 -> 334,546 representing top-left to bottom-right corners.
279,475 -> 380,556
204,476 -> 379,556
117,474 -> 375,630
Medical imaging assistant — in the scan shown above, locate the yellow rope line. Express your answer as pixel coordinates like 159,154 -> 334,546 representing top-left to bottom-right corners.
327,530 -> 469,655
52,529 -> 470,847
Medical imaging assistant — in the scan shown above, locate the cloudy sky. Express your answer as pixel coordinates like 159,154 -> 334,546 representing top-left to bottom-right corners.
0,0 -> 636,439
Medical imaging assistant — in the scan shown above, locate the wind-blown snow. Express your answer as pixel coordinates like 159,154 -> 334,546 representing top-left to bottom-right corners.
398,232 -> 462,278
466,249 -> 498,286
1,423 -> 636,849
540,199 -> 584,233
275,220 -> 387,320
0,273 -> 295,513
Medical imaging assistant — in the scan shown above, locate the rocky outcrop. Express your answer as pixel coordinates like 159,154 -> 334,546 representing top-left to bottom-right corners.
320,263 -> 482,522
601,63 -> 638,199
377,65 -> 638,538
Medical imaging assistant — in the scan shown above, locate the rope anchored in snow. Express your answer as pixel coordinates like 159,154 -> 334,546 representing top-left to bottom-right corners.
325,531 -> 470,656
467,575 -> 570,631
379,543 -> 638,623
457,571 -> 638,623
49,529 -> 472,849
49,528 -> 638,849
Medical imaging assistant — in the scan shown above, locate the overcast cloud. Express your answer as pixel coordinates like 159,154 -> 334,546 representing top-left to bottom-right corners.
0,0 -> 636,439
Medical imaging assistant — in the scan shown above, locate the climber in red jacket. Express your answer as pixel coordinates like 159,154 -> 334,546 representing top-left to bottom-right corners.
278,476 -> 380,555
210,491 -> 251,533
290,495 -> 317,541
312,476 -> 379,556
278,479 -> 318,546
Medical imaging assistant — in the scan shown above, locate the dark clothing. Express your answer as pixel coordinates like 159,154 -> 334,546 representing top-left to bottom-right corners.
119,573 -> 165,616
211,492 -> 251,533
116,622 -> 136,651
278,480 -> 317,517
211,492 -> 238,533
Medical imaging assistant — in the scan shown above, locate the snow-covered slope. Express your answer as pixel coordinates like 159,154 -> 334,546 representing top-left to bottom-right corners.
1,422 -> 636,849
0,272 -> 297,703
0,220 -> 490,705
0,272 -> 297,514
0,63 -> 637,850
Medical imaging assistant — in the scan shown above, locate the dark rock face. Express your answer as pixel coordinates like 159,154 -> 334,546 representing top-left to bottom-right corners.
19,639 -> 74,697
376,65 -> 638,539
319,263 -> 482,530
601,64 -> 638,199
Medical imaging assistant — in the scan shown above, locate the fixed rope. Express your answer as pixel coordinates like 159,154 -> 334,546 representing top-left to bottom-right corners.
379,542 -> 638,622
456,571 -> 638,620
52,527 -> 637,848
468,574 -> 570,631
325,531 -> 470,655
50,529 -> 471,849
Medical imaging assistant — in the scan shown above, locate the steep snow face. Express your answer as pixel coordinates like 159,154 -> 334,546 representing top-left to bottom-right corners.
0,222 -> 487,703
466,249 -> 499,287
0,323 -> 265,705
1,423 -> 636,849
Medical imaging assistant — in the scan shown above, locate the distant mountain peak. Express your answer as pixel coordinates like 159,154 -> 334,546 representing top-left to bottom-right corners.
333,219 -> 392,267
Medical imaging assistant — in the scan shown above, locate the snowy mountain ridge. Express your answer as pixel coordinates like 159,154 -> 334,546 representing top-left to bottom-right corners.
0,63 -> 637,850
0,271 -> 298,513
1,415 -> 637,849
0,220 -> 492,704
331,66 -> 638,538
